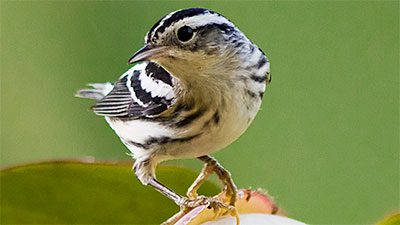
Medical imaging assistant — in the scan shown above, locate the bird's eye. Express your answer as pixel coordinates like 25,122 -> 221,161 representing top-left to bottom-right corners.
177,26 -> 194,42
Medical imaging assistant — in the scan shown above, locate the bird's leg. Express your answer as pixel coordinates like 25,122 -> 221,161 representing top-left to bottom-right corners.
186,161 -> 215,199
134,159 -> 188,225
148,178 -> 184,205
182,155 -> 239,223
197,155 -> 238,206
149,178 -> 235,225
134,157 -> 184,205
148,179 -> 190,225
135,158 -> 235,225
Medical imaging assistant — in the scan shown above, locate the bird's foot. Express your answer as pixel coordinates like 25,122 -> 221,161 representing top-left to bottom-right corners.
161,196 -> 239,225
182,195 -> 234,213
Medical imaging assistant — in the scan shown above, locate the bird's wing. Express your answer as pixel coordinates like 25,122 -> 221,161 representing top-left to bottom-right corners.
92,62 -> 175,118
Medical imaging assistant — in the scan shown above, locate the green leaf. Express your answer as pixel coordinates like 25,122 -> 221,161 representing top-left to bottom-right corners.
375,213 -> 400,225
0,160 -> 219,224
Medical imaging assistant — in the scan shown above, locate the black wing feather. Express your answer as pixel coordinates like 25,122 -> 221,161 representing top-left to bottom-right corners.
92,62 -> 174,118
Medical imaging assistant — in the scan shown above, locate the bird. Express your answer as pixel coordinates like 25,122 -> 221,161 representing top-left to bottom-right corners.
76,8 -> 271,224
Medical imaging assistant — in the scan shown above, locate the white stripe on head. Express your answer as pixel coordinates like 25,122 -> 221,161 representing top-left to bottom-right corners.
178,13 -> 233,29
146,8 -> 235,44
157,13 -> 234,42
148,10 -> 176,43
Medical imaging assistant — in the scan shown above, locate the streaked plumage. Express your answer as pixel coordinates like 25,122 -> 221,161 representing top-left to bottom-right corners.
88,62 -> 174,117
76,7 -> 270,224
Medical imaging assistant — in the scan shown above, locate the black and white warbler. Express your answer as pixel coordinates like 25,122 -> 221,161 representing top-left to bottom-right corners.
76,8 -> 271,224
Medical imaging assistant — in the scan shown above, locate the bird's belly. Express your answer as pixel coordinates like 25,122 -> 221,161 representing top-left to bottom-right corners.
105,117 -> 175,160
105,96 -> 262,161
165,101 -> 261,159
167,117 -> 249,158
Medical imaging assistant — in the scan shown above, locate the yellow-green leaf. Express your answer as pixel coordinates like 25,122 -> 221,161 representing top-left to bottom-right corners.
0,160 -> 219,224
376,213 -> 400,225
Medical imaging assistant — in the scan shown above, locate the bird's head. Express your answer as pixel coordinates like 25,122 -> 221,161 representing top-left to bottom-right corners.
128,8 -> 251,82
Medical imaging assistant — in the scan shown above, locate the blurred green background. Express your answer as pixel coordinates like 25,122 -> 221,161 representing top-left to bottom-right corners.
1,1 -> 398,224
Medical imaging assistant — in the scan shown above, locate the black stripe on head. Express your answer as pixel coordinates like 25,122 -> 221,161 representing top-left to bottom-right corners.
199,23 -> 235,36
150,8 -> 212,41
147,17 -> 164,42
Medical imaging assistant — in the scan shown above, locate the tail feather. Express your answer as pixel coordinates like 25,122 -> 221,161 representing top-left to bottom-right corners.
75,82 -> 114,101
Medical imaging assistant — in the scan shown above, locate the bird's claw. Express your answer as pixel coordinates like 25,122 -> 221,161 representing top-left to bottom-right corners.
161,195 -> 239,225
181,195 -> 234,213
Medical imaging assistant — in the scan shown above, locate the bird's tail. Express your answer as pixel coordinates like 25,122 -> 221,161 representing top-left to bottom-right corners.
75,82 -> 114,101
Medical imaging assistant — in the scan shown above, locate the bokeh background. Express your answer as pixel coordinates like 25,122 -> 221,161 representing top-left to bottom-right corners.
1,1 -> 398,224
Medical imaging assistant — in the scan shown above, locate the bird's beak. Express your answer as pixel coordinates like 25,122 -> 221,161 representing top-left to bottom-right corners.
128,45 -> 167,64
